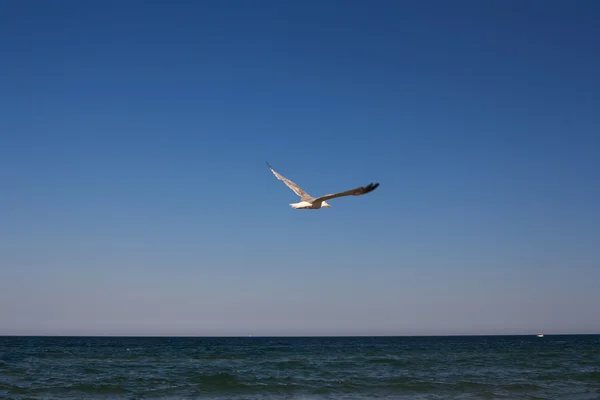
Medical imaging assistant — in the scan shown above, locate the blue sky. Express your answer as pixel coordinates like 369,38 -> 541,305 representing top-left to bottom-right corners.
1,0 -> 599,336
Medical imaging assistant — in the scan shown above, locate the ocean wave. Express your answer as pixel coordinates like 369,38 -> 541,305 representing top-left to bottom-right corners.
68,383 -> 130,395
186,371 -> 241,387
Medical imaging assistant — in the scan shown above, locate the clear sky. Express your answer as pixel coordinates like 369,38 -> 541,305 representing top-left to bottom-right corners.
1,0 -> 599,336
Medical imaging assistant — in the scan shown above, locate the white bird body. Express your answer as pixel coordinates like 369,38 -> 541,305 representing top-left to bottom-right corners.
267,162 -> 379,210
290,200 -> 329,209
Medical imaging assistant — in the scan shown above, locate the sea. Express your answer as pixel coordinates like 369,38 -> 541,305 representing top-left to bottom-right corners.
0,335 -> 599,399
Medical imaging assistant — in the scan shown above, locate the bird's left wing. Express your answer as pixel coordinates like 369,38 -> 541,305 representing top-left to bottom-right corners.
312,183 -> 379,203
266,162 -> 312,200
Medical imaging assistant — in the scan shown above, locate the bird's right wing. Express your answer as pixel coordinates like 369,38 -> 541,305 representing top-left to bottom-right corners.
312,183 -> 379,203
266,162 -> 312,200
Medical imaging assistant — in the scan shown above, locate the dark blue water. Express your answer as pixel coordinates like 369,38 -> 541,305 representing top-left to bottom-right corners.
1,335 -> 599,399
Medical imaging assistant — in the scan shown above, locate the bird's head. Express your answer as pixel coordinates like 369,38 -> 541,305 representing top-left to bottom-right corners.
322,201 -> 331,208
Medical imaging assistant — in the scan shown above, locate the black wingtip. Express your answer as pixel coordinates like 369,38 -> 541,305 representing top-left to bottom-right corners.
366,182 -> 380,193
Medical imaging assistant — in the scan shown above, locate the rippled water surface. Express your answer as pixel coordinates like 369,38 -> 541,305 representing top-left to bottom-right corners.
1,335 -> 599,399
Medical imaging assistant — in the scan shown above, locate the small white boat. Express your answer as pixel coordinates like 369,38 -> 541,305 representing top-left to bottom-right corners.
536,333 -> 544,337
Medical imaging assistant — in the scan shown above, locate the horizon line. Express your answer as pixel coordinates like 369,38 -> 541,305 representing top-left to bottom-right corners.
2,332 -> 598,338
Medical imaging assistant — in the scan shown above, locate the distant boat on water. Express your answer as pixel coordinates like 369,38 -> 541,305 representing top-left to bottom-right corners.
536,333 -> 544,337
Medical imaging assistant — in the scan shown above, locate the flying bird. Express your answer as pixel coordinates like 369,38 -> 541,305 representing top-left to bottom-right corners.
266,162 -> 379,209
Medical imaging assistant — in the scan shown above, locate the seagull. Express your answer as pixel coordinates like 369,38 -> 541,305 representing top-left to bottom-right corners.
267,162 -> 379,209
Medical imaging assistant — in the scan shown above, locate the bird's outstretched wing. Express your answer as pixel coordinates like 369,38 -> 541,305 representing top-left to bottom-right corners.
266,162 -> 312,200
312,183 -> 379,203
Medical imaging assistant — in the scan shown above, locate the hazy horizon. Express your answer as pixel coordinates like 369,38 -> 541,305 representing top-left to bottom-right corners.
2,1 -> 599,337
2,332 -> 598,337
